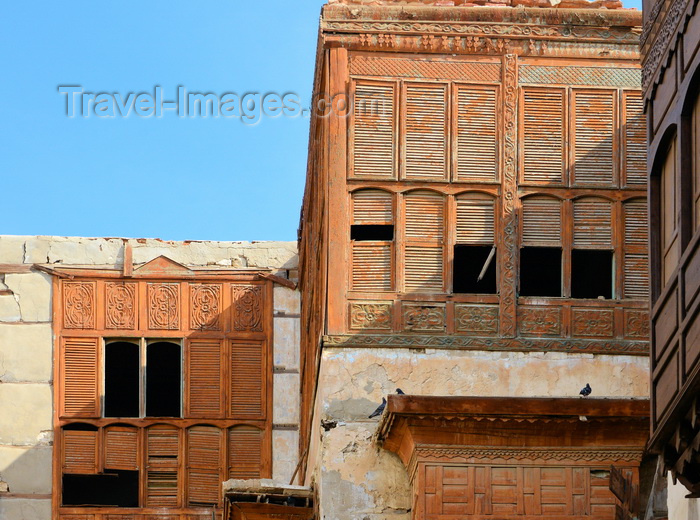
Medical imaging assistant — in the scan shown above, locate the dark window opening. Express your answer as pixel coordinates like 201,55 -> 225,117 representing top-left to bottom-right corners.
572,249 -> 613,299
520,247 -> 562,297
146,342 -> 181,417
453,245 -> 497,294
62,423 -> 98,431
351,225 -> 394,241
62,470 -> 139,507
104,342 -> 139,418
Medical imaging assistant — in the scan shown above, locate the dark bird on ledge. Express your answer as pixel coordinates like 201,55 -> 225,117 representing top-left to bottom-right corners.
579,383 -> 592,397
396,388 -> 405,395
369,397 -> 387,418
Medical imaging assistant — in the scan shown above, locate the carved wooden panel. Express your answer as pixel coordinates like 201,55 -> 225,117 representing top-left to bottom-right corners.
63,281 -> 96,329
572,308 -> 615,338
349,302 -> 393,331
147,283 -> 180,330
189,283 -> 222,331
518,306 -> 562,337
403,303 -> 446,333
350,55 -> 501,82
455,304 -> 499,335
231,285 -> 264,332
105,282 -> 136,329
624,310 -> 650,339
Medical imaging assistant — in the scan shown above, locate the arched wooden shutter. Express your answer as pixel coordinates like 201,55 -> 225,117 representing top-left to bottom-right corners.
522,88 -> 565,184
623,199 -> 649,299
351,81 -> 396,178
404,83 -> 448,180
228,426 -> 263,479
62,428 -> 98,474
404,191 -> 445,292
185,339 -> 223,418
456,194 -> 495,244
104,425 -> 139,470
521,196 -> 562,246
572,90 -> 615,186
623,92 -> 647,187
351,189 -> 394,292
353,189 -> 393,224
230,341 -> 265,419
456,87 -> 497,182
573,198 -> 613,249
187,426 -> 223,507
146,425 -> 180,507
60,337 -> 99,418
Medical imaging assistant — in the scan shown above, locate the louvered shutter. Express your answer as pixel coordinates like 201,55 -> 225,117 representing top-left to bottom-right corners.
228,426 -> 263,479
404,83 -> 448,180
104,425 -> 139,470
456,87 -> 497,182
351,244 -> 393,291
62,429 -> 98,474
146,425 -> 180,507
353,189 -> 393,224
456,195 -> 495,244
61,337 -> 99,418
521,196 -> 562,246
623,92 -> 647,187
185,339 -> 223,418
230,341 -> 265,419
572,90 -> 615,186
623,199 -> 649,299
404,191 -> 445,292
573,198 -> 613,249
351,81 -> 395,178
522,88 -> 565,184
187,426 -> 223,507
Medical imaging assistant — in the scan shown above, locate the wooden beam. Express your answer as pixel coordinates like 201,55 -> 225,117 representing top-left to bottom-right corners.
0,264 -> 33,274
32,264 -> 74,279
258,272 -> 297,290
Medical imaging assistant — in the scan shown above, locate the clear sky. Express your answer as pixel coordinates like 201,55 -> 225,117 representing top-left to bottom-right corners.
1,0 -> 642,242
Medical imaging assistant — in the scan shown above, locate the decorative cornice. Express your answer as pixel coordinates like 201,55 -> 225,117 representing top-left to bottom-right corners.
323,334 -> 649,355
414,444 -> 645,462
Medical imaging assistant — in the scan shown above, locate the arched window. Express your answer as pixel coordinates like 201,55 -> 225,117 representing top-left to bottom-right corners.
453,193 -> 497,294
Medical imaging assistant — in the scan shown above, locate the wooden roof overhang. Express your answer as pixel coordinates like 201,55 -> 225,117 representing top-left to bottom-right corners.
377,395 -> 650,480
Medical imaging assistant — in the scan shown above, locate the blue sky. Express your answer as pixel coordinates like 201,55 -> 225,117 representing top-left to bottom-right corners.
1,0 -> 642,242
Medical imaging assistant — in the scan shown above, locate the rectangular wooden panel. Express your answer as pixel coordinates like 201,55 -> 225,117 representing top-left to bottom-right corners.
573,198 -> 613,249
522,88 -> 565,184
104,426 -> 139,470
61,337 -> 100,418
456,86 -> 498,182
230,341 -> 265,419
186,426 -> 222,507
62,430 -> 98,474
351,243 -> 392,291
623,92 -> 647,187
624,199 -> 648,249
404,191 -> 445,240
521,197 -> 562,246
572,90 -> 616,186
404,83 -> 448,180
351,81 -> 396,178
404,246 -> 444,292
456,196 -> 495,244
146,426 -> 180,507
352,189 -> 393,223
185,339 -> 223,418
228,426 -> 263,479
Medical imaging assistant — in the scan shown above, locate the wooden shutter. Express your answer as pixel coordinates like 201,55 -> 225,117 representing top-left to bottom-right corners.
230,341 -> 265,419
456,195 -> 495,244
61,337 -> 99,418
62,429 -> 98,474
228,426 -> 263,479
404,191 -> 445,292
187,426 -> 223,507
352,189 -> 393,224
573,198 -> 613,249
623,92 -> 647,187
351,243 -> 393,291
694,93 -> 700,229
185,339 -> 223,418
351,81 -> 395,178
456,87 -> 497,182
104,425 -> 139,470
522,88 -> 565,184
146,425 -> 180,507
661,139 -> 679,285
521,196 -> 562,246
572,90 -> 615,186
404,83 -> 448,180
624,199 -> 649,299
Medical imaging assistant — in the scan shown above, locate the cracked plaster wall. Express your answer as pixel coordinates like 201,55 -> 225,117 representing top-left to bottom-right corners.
312,347 -> 649,520
0,235 -> 300,519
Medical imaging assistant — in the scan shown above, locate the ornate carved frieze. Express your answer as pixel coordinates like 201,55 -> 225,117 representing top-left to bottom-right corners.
519,65 -> 641,88
624,309 -> 650,339
402,303 -> 446,333
63,281 -> 96,329
414,445 -> 644,463
349,302 -> 393,331
190,283 -> 221,330
147,283 -> 180,330
518,306 -> 562,337
572,308 -> 614,338
105,282 -> 136,329
455,304 -> 499,335
349,55 -> 501,82
323,334 -> 648,355
231,285 -> 264,332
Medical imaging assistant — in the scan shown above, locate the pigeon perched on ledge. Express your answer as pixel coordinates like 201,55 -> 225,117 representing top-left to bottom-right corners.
368,397 -> 386,419
396,388 -> 405,395
579,383 -> 592,397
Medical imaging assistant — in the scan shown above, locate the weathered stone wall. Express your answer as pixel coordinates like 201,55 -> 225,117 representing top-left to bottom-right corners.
0,235 -> 300,519
310,348 -> 650,520
667,476 -> 700,520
